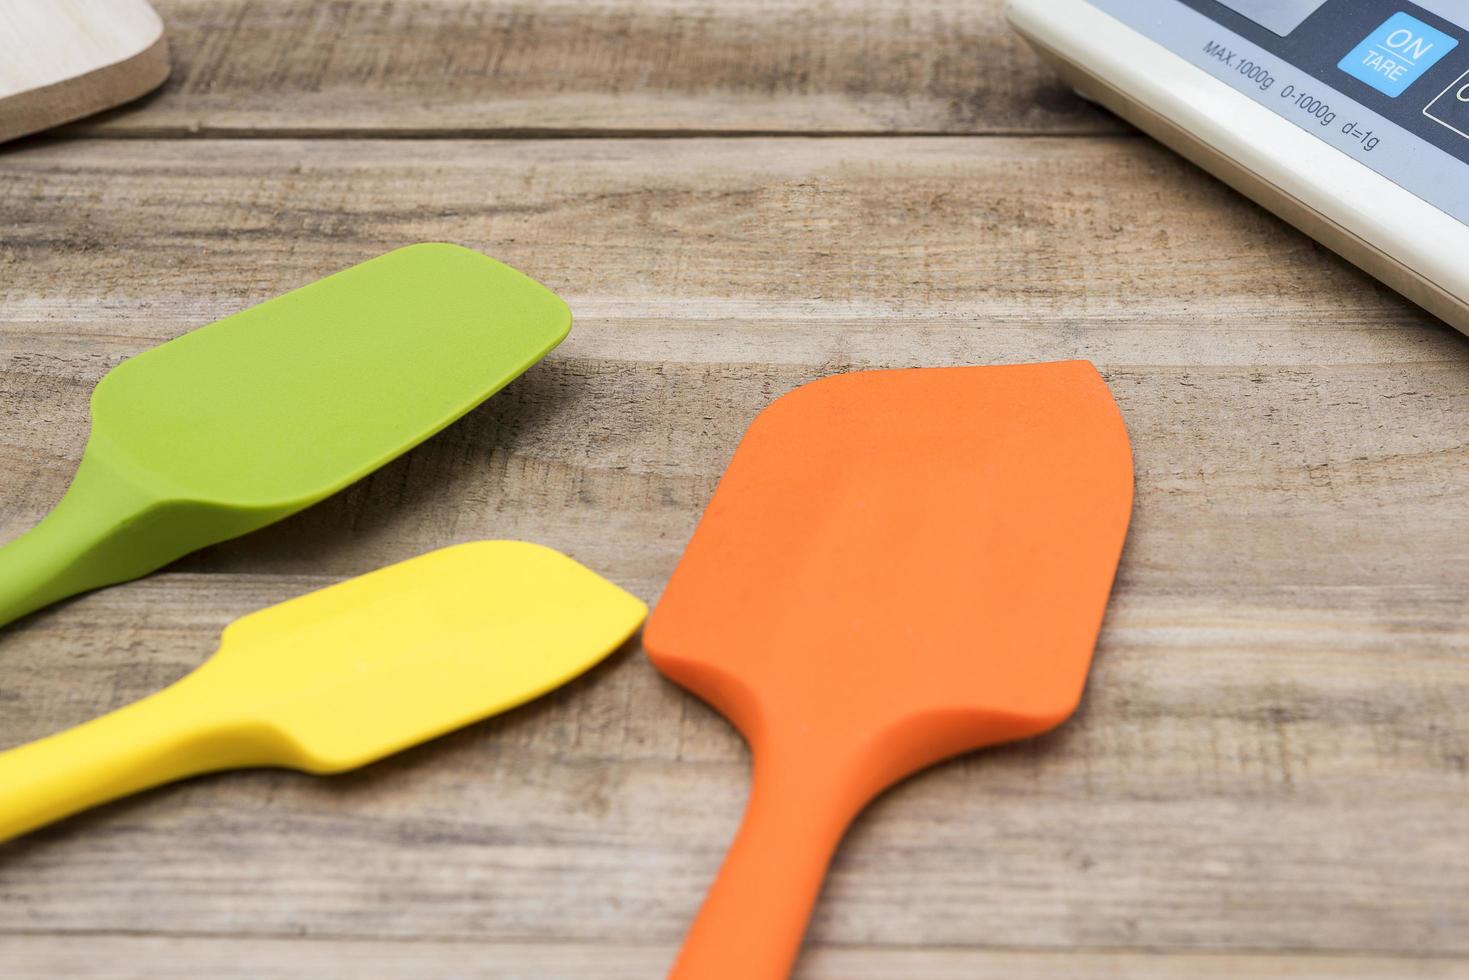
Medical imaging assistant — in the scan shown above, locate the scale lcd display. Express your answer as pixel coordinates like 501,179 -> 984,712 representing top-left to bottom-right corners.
1216,0 -> 1326,37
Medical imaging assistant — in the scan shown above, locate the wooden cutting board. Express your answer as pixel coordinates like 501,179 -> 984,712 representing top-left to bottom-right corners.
0,0 -> 170,144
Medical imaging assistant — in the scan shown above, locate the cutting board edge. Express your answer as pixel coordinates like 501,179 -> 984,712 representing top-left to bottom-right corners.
0,10 -> 169,144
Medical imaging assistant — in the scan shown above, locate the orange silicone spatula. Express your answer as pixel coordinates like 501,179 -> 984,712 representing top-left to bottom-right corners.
644,361 -> 1134,980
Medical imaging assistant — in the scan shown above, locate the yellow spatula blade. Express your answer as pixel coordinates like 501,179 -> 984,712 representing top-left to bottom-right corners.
0,541 -> 646,842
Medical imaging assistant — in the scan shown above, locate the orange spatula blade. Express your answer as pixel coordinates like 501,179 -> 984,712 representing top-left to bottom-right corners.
645,361 -> 1133,979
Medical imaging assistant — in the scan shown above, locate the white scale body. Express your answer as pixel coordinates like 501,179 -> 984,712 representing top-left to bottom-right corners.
1009,0 -> 1469,336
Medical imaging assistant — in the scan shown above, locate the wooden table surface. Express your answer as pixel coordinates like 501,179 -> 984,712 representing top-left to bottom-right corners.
2,1 -> 1468,977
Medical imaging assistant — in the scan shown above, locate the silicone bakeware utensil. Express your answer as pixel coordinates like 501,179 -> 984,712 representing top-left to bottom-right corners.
0,244 -> 570,629
644,362 -> 1134,979
0,541 -> 646,842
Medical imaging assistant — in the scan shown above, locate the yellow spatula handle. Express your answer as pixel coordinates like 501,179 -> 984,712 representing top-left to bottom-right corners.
0,677 -> 265,842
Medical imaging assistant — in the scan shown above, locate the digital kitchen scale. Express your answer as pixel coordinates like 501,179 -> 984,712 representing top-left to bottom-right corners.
1008,0 -> 1469,336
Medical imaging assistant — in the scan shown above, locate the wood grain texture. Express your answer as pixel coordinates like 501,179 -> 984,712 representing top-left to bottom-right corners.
54,0 -> 1121,137
0,0 -> 169,143
0,134 -> 1466,977
9,936 -> 1469,980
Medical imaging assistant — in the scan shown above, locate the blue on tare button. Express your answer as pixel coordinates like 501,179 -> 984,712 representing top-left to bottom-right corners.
1339,12 -> 1459,98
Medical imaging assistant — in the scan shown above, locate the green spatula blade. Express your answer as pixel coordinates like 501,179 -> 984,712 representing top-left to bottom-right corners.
0,243 -> 570,627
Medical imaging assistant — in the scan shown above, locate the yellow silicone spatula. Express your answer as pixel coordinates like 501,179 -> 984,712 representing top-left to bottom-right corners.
0,541 -> 646,842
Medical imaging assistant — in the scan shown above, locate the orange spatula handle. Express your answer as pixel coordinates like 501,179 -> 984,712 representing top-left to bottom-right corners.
669,746 -> 868,980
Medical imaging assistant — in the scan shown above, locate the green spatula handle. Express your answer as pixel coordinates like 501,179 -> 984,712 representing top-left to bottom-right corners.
0,511 -> 109,628
0,452 -> 157,628
0,677 -> 262,842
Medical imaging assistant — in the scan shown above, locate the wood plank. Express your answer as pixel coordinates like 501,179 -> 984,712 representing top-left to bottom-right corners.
61,0 -> 1121,137
8,935 -> 1469,980
0,136 -> 1461,333
1,576 -> 1466,952
1,137 -> 1467,960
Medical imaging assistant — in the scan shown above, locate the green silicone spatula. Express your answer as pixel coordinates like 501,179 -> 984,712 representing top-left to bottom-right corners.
0,243 -> 570,628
